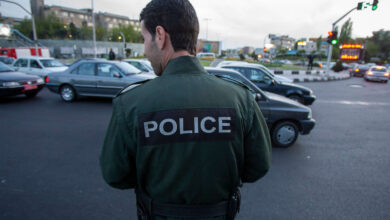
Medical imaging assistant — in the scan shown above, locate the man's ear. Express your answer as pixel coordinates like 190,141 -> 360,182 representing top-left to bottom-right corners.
155,26 -> 167,50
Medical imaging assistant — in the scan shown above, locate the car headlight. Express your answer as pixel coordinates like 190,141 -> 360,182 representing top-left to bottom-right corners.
2,82 -> 21,88
36,78 -> 44,84
307,109 -> 312,119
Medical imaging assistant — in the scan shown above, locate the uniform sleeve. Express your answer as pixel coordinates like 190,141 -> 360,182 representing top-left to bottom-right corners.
100,97 -> 137,189
242,95 -> 272,183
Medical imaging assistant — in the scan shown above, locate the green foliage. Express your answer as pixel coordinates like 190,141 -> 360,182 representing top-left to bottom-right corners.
332,61 -> 344,72
13,14 -> 142,43
316,36 -> 322,51
239,53 -> 245,61
339,18 -> 353,44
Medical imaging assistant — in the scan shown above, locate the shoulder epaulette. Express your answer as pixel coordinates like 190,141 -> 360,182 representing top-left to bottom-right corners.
116,79 -> 152,97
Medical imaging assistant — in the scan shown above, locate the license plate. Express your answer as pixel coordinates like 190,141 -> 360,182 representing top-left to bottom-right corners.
24,84 -> 38,90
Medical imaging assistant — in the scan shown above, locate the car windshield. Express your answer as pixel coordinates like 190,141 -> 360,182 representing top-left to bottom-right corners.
357,65 -> 369,69
40,59 -> 65,67
0,62 -> 13,72
116,62 -> 142,75
0,57 -> 14,64
372,67 -> 386,72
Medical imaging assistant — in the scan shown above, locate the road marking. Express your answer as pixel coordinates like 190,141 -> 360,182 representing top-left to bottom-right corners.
317,100 -> 390,106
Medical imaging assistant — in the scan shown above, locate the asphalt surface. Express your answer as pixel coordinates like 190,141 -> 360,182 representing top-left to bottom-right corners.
1,77 -> 390,220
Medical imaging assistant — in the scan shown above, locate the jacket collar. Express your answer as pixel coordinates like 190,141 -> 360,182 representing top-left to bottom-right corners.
162,56 -> 206,76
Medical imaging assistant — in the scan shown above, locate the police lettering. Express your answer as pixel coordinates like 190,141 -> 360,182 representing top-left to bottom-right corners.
144,116 -> 231,138
138,108 -> 236,146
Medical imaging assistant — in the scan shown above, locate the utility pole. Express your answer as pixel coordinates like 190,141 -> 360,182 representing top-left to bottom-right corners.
204,18 -> 211,40
119,31 -> 126,57
0,0 -> 38,56
91,0 -> 97,58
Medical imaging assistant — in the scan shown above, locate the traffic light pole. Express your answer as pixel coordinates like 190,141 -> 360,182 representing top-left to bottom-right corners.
325,7 -> 357,76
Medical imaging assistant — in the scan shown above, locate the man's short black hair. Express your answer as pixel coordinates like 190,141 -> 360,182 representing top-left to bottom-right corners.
140,0 -> 199,55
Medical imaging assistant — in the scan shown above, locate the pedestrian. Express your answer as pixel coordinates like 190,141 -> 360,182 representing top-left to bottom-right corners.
307,54 -> 314,70
99,0 -> 271,219
108,48 -> 116,60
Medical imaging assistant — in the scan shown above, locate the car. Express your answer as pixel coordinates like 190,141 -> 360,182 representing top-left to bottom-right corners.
45,60 -> 155,101
352,64 -> 370,77
0,56 -> 15,66
219,63 -> 316,105
196,52 -> 216,61
205,67 -> 315,147
67,58 -> 106,67
12,57 -> 68,78
123,59 -> 154,74
364,66 -> 389,83
217,61 -> 293,83
0,61 -> 45,98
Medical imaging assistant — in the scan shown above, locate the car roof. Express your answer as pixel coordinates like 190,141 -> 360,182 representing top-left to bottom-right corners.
17,56 -> 55,60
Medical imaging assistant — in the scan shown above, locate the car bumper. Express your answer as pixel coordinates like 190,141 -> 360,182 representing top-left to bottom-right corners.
303,94 -> 316,105
299,119 -> 316,135
0,84 -> 44,97
365,75 -> 388,81
46,83 -> 60,93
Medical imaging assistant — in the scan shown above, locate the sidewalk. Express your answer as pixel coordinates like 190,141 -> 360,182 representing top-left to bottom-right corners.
270,69 -> 351,83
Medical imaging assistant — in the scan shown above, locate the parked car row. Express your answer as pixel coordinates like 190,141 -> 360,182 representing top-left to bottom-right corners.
2,57 -> 317,148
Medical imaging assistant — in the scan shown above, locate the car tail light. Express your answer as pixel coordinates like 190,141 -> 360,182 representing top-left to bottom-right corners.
355,69 -> 359,72
45,76 -> 49,83
385,73 -> 390,77
367,71 -> 373,75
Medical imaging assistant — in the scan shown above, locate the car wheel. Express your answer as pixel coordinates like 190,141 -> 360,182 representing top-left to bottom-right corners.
288,95 -> 303,104
272,121 -> 299,148
60,85 -> 76,102
25,91 -> 38,98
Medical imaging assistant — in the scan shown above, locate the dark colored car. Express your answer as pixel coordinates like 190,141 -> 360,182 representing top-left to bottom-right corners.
205,67 -> 315,148
352,64 -> 369,77
220,63 -> 316,105
0,62 -> 45,98
46,60 -> 155,102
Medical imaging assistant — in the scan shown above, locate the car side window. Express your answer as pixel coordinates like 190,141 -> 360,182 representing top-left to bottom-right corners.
97,63 -> 120,77
77,63 -> 95,76
14,59 -> 28,67
248,68 -> 265,83
30,60 -> 42,69
130,61 -> 147,71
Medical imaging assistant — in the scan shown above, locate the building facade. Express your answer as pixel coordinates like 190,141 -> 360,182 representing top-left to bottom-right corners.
269,34 -> 295,50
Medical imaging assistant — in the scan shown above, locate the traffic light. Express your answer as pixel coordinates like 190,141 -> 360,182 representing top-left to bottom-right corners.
357,2 -> 363,10
372,0 -> 378,10
327,31 -> 338,45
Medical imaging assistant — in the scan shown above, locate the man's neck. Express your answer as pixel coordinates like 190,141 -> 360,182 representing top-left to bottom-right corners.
161,50 -> 193,71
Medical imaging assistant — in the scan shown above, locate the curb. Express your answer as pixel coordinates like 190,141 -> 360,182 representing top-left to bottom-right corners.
292,75 -> 351,83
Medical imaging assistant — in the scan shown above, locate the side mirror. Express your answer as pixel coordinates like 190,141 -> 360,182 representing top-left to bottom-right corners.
253,93 -> 262,101
113,73 -> 122,78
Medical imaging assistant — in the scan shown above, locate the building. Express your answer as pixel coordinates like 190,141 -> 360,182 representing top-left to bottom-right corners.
197,40 -> 222,55
241,46 -> 254,55
269,34 -> 295,50
296,40 -> 317,54
30,0 -> 140,31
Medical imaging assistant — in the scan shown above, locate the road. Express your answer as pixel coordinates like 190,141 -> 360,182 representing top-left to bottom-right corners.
1,77 -> 389,219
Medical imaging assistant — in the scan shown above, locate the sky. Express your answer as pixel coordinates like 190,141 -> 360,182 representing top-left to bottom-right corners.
0,0 -> 389,49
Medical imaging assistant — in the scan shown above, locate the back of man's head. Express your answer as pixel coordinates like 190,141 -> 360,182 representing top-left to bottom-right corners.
140,0 -> 199,55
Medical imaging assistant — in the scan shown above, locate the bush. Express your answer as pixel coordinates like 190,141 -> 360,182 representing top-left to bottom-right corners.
332,61 -> 344,72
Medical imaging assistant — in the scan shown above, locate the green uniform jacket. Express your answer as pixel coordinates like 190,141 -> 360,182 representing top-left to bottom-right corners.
100,56 -> 271,220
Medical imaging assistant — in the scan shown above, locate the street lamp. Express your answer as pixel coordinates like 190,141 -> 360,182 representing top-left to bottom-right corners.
119,31 -> 126,56
91,0 -> 97,58
0,0 -> 38,55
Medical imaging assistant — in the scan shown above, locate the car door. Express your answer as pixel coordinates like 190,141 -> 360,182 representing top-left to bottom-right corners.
96,63 -> 127,96
29,59 -> 44,77
13,58 -> 29,73
72,63 -> 97,95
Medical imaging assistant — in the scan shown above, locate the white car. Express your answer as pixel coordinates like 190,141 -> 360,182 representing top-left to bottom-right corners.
123,59 -> 154,74
12,57 -> 68,78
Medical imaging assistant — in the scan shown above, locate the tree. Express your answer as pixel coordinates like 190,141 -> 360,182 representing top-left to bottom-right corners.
370,29 -> 390,61
316,35 -> 322,52
339,18 -> 353,44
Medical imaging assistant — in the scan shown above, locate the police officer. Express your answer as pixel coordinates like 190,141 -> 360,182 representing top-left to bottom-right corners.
99,0 -> 271,219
